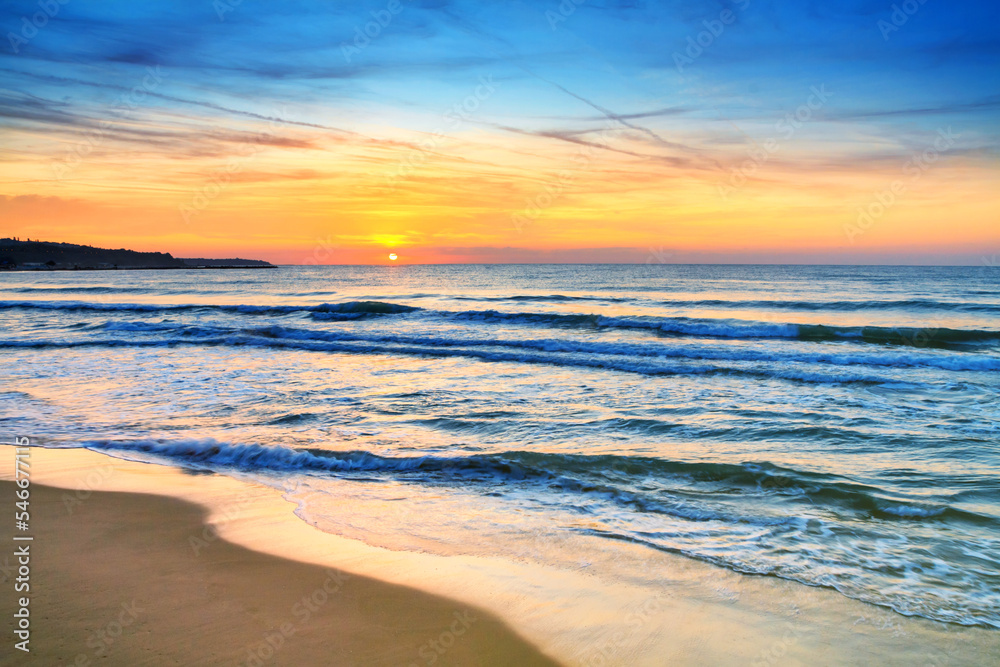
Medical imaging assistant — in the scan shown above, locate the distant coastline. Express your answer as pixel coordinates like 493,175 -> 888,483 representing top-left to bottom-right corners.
0,238 -> 275,271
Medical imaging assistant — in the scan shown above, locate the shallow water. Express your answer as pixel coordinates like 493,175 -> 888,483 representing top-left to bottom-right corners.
1,264 -> 998,628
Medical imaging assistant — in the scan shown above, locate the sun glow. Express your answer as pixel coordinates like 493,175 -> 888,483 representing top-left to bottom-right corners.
388,253 -> 398,261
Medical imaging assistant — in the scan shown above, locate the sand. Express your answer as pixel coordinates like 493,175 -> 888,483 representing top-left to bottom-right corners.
0,480 -> 559,666
2,446 -> 998,666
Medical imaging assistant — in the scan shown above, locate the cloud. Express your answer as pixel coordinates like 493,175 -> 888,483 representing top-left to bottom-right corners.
826,96 -> 1000,121
0,0 -> 997,262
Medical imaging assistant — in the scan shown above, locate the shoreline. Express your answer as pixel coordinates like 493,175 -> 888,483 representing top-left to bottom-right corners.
0,479 -> 558,666
3,446 -> 998,666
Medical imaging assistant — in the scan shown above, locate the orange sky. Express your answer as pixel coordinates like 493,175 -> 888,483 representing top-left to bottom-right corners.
3,125 -> 996,265
2,2 -> 998,264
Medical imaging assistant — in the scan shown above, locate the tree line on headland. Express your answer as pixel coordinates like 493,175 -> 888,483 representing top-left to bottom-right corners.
0,239 -> 275,270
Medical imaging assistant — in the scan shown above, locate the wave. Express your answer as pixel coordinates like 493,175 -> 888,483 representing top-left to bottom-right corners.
2,299 -> 997,348
442,309 -> 1000,348
0,299 -> 421,318
451,294 -> 1000,314
12,315 -> 1000,378
240,325 -> 1000,372
0,335 -> 902,385
453,294 -> 633,303
653,298 -> 1000,314
448,310 -> 1000,347
103,321 -> 177,332
83,439 -> 993,527
8,286 -> 133,294
577,526 -> 1000,630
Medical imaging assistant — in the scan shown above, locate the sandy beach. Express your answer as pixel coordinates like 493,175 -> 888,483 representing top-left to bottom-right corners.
0,478 -> 558,666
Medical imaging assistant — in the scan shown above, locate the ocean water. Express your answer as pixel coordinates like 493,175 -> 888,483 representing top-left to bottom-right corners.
1,264 -> 998,629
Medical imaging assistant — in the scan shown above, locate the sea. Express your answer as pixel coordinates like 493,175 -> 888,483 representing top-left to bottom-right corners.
1,264 -> 998,629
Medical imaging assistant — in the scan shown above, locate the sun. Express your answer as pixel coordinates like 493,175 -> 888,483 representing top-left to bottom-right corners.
388,253 -> 398,261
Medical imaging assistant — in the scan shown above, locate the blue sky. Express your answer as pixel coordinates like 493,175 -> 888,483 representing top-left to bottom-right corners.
1,0 -> 998,263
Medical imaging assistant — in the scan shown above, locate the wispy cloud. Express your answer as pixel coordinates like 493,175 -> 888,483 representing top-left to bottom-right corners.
0,0 -> 997,261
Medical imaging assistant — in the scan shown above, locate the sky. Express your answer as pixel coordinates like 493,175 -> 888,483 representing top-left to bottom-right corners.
0,0 -> 998,264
